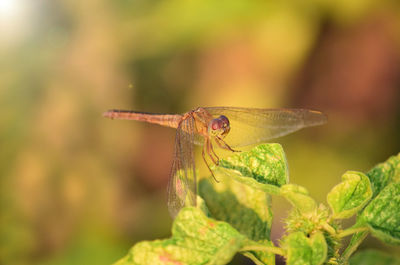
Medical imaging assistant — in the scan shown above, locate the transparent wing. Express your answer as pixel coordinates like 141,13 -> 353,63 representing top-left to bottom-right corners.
167,116 -> 197,218
204,107 -> 327,147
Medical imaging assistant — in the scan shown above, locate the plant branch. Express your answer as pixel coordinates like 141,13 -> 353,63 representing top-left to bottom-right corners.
341,231 -> 369,261
322,222 -> 336,235
242,252 -> 266,265
338,226 -> 369,238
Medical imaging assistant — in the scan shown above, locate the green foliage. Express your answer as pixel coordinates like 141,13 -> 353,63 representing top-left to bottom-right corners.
282,232 -> 327,265
343,153 -> 400,260
280,184 -> 317,213
216,143 -> 288,187
327,171 -> 372,219
365,154 -> 400,198
113,144 -> 400,265
212,144 -> 287,195
360,183 -> 400,245
113,207 -> 246,265
198,176 -> 274,264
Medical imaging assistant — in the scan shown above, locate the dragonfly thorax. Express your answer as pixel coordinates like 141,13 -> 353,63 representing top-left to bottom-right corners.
208,115 -> 230,138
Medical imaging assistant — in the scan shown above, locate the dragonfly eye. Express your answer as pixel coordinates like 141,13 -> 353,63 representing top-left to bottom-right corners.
219,115 -> 230,137
209,115 -> 230,138
210,119 -> 223,130
219,115 -> 229,128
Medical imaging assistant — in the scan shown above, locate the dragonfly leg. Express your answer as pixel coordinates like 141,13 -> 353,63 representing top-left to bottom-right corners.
207,139 -> 220,165
215,136 -> 241,153
202,143 -> 219,183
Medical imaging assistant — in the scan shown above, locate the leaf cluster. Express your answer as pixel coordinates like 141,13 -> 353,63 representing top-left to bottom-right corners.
113,144 -> 400,265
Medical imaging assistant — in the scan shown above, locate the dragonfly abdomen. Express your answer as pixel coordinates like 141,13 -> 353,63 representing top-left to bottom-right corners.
103,110 -> 182,128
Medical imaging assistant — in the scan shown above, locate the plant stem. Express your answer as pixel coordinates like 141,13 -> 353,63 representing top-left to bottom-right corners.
240,245 -> 285,256
242,252 -> 266,265
341,231 -> 369,261
322,223 -> 336,235
338,226 -> 369,238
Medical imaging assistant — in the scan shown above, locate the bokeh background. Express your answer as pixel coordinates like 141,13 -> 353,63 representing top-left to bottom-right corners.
1,0 -> 400,264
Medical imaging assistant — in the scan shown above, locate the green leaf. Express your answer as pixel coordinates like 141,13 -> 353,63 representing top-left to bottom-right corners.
280,184 -> 317,213
201,143 -> 289,264
199,177 -> 272,240
360,182 -> 400,245
199,174 -> 274,264
345,154 -> 400,258
114,207 -> 245,265
327,171 -> 372,219
366,153 -> 400,198
282,232 -> 327,265
349,249 -> 400,265
214,143 -> 288,194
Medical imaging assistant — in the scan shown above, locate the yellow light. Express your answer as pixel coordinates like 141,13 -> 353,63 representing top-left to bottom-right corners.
0,0 -> 21,20
0,0 -> 32,48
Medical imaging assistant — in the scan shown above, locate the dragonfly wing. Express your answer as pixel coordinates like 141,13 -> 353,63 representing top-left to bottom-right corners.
204,107 -> 327,147
167,116 -> 197,218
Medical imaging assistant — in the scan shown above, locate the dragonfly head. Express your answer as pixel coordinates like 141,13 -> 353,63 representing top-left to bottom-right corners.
208,115 -> 230,138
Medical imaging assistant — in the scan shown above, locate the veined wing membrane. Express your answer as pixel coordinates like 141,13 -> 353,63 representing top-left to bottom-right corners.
167,116 -> 197,217
205,107 -> 327,148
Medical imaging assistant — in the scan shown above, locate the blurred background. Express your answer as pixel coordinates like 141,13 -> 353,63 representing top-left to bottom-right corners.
1,0 -> 400,264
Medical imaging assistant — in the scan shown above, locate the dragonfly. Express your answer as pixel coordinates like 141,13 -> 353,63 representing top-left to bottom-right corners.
103,107 -> 327,217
